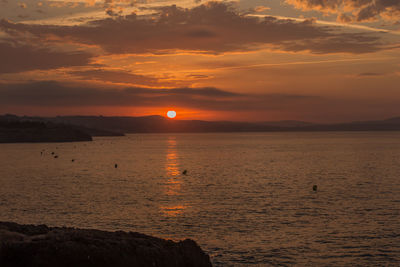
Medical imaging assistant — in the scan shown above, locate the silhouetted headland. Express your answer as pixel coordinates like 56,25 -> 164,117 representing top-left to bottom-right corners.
0,118 -> 92,143
0,221 -> 212,267
0,115 -> 125,143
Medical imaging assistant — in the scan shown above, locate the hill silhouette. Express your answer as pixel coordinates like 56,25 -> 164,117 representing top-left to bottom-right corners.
3,114 -> 400,134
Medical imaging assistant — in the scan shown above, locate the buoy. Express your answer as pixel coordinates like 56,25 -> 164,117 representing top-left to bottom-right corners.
182,170 -> 187,175
115,164 -> 118,168
71,159 -> 75,162
313,185 -> 318,191
54,155 -> 58,159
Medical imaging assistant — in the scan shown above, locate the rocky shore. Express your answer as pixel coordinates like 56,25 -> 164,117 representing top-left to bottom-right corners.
0,222 -> 212,267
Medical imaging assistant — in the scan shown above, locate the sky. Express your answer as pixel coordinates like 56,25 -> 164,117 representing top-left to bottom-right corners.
0,0 -> 399,122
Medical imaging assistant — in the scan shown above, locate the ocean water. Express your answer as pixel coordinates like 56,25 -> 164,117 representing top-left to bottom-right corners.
1,132 -> 399,266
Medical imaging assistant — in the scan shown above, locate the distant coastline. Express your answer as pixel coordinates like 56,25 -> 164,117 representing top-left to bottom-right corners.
1,114 -> 400,143
4,114 -> 400,133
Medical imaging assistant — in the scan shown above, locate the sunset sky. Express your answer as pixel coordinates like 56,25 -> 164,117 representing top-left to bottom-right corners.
0,0 -> 399,122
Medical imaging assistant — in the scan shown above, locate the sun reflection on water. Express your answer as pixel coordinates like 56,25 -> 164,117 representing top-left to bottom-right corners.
161,136 -> 187,216
165,139 -> 180,177
160,205 -> 187,217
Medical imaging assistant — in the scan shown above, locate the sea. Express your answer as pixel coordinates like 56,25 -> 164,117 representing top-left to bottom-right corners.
1,132 -> 399,266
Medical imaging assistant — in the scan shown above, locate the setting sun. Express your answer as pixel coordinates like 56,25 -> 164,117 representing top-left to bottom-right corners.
167,110 -> 177,119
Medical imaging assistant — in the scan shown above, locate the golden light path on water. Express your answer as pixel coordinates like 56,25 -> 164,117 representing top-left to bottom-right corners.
160,136 -> 186,217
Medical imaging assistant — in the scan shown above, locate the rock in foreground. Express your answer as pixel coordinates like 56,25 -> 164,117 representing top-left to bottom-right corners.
0,222 -> 212,267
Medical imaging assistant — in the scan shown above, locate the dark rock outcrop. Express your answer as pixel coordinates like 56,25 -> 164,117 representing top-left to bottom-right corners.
0,222 -> 212,267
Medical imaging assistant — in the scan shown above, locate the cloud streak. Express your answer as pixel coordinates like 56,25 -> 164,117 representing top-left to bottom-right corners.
70,69 -> 189,87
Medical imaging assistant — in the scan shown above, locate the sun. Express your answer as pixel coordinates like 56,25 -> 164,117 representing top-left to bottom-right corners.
167,110 -> 177,119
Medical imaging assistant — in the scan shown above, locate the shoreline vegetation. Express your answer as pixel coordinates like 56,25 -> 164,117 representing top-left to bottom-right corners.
0,115 -> 123,143
1,114 -> 400,143
0,221 -> 212,267
0,119 -> 93,143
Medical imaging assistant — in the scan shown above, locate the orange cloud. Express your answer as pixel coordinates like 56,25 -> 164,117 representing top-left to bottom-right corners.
286,0 -> 400,22
254,6 -> 271,12
18,2 -> 27,8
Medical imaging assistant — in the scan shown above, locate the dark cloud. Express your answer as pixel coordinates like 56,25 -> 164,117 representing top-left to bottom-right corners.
0,80 -> 319,111
0,41 -> 93,74
358,72 -> 384,76
279,32 -> 386,54
0,2 -> 388,54
337,12 -> 353,23
354,0 -> 400,22
17,14 -> 29,19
